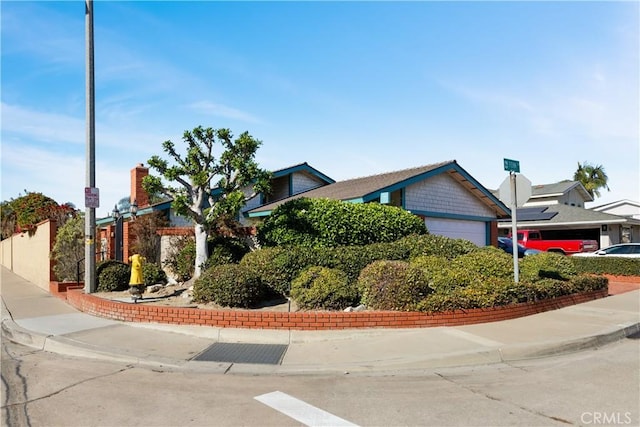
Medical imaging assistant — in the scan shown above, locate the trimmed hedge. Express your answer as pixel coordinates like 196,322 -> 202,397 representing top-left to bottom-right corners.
572,257 -> 640,276
417,274 -> 608,312
520,252 -> 577,281
357,260 -> 432,311
192,264 -> 265,308
198,233 -> 612,314
395,233 -> 478,260
239,246 -> 319,296
291,266 -> 358,310
96,261 -> 131,292
452,246 -> 514,279
257,197 -> 427,247
238,234 -> 479,296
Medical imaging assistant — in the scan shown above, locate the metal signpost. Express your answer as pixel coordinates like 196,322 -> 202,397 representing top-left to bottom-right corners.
499,159 -> 531,283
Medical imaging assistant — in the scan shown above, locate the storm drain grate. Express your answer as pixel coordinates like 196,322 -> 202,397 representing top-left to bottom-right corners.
193,343 -> 288,365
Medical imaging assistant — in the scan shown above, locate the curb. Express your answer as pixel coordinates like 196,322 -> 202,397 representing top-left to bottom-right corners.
497,322 -> 640,362
3,314 -> 638,375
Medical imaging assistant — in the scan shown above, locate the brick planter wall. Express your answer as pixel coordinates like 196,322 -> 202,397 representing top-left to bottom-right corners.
66,288 -> 609,331
50,281 -> 84,300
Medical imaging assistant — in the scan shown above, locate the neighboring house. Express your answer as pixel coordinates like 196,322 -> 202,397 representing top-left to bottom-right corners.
524,181 -> 593,208
494,181 -> 640,247
591,199 -> 640,244
247,160 -> 510,247
591,200 -> 640,221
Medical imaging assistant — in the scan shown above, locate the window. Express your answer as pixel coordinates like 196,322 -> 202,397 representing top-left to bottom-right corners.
604,246 -> 632,255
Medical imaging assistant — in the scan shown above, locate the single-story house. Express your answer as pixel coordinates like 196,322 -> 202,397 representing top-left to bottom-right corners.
247,160 -> 510,247
98,160 -> 510,263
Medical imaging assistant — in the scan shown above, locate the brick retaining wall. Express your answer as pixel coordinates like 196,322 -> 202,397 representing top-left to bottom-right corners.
66,288 -> 609,331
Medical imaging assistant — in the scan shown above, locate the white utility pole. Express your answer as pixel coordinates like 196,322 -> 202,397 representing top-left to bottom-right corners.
84,0 -> 96,293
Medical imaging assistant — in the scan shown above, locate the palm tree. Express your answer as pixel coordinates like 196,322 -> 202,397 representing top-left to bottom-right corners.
573,162 -> 610,199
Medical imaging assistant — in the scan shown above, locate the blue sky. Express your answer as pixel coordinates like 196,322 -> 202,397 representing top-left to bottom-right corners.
2,1 -> 638,217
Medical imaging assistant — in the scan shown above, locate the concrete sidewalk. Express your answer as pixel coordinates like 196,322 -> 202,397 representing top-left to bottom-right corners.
2,267 -> 639,375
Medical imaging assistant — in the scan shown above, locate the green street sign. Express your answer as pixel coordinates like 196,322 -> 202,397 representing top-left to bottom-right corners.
503,158 -> 520,173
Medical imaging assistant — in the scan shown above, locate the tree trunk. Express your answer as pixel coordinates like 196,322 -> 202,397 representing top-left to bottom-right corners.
194,223 -> 208,278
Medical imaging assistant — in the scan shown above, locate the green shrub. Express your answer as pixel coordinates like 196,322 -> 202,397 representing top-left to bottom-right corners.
452,246 -> 513,279
239,246 -> 320,296
205,236 -> 250,268
417,277 -> 520,312
257,197 -> 427,247
329,243 -> 406,283
97,262 -> 131,292
162,236 -> 196,282
410,255 -> 450,276
524,278 -> 574,300
192,264 -> 265,308
52,215 -> 84,282
291,266 -> 358,310
428,267 -> 485,292
142,262 -> 167,286
572,257 -> 640,276
520,252 -> 577,281
569,274 -> 609,293
356,260 -> 432,311
394,234 -> 477,260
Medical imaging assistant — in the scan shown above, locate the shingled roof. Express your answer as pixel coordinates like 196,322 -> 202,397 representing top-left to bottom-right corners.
248,160 -> 510,217
529,181 -> 593,202
497,203 -> 640,228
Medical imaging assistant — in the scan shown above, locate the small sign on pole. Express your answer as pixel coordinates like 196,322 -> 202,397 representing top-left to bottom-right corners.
84,187 -> 100,208
503,158 -> 520,173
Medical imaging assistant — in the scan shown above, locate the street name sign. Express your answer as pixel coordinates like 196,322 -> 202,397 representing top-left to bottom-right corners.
503,158 -> 520,173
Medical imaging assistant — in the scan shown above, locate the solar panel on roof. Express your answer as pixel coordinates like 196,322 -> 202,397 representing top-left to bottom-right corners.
498,207 -> 558,222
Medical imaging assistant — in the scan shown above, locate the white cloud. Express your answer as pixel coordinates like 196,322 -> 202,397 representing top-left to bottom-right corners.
187,101 -> 265,125
1,143 -> 132,216
1,103 -> 84,145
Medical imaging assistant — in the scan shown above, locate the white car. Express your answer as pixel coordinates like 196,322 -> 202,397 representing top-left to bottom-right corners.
572,243 -> 640,258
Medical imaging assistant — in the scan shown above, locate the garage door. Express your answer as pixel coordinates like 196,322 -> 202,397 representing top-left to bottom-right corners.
424,218 -> 486,246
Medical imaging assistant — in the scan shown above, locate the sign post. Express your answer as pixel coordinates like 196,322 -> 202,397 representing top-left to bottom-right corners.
509,171 -> 519,282
502,159 -> 523,283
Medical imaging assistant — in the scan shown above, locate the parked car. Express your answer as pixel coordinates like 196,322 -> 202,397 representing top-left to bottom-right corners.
510,229 -> 598,255
572,243 -> 640,258
498,237 -> 541,258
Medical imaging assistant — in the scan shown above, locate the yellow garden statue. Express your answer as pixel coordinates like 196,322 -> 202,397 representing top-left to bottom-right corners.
128,253 -> 146,302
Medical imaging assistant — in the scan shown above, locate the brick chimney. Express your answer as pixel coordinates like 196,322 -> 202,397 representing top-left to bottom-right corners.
131,163 -> 150,208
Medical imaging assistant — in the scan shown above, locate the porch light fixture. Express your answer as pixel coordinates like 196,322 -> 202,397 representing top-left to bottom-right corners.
112,204 -> 123,261
130,199 -> 138,219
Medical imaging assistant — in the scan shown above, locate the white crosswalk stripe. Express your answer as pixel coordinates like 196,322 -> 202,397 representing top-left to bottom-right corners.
255,391 -> 359,427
